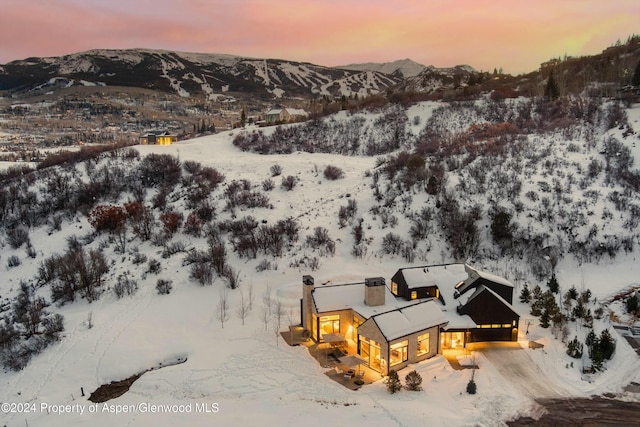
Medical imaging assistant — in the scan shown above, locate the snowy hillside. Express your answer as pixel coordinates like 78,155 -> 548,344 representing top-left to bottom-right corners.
1,99 -> 640,426
339,58 -> 428,78
0,49 -> 403,99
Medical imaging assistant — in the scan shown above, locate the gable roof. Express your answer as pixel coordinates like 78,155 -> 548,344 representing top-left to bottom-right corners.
464,285 -> 519,318
312,282 -> 418,319
368,300 -> 448,341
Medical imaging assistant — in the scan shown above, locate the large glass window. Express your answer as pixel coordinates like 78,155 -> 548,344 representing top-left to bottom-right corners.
411,290 -> 417,300
417,333 -> 430,356
359,336 -> 381,372
390,340 -> 408,366
319,314 -> 340,339
391,281 -> 398,295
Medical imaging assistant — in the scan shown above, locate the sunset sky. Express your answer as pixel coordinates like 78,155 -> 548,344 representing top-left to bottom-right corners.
2,0 -> 638,74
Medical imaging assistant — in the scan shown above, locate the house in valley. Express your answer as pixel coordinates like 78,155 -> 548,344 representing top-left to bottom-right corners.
265,107 -> 308,124
300,264 -> 519,376
139,130 -> 176,145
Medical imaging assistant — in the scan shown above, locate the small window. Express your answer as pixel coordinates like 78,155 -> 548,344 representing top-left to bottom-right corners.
391,282 -> 398,295
411,290 -> 417,300
454,280 -> 465,289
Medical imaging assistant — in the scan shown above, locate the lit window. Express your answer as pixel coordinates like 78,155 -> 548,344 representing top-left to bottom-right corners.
390,340 -> 408,366
411,290 -> 417,300
319,315 -> 340,338
417,333 -> 430,356
391,282 -> 398,295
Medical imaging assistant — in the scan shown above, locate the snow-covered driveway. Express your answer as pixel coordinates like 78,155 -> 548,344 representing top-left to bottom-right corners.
471,343 -> 571,399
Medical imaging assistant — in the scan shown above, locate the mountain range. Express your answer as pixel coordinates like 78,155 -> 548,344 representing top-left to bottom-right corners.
0,49 -> 476,99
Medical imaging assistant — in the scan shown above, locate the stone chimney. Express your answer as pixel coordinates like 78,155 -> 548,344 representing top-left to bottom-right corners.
301,275 -> 315,334
364,277 -> 386,307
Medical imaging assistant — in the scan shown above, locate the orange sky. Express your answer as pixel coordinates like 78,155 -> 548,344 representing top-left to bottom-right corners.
1,0 -> 638,74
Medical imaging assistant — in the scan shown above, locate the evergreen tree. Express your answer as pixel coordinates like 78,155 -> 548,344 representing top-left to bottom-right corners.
405,370 -> 423,391
566,336 -> 583,359
385,370 -> 402,394
547,274 -> 559,294
599,329 -> 616,360
519,283 -> 531,304
545,70 -> 560,100
466,377 -> 477,394
632,59 -> 640,87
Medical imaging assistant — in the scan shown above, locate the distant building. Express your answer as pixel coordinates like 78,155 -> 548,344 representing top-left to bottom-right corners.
139,131 -> 176,145
265,107 -> 308,125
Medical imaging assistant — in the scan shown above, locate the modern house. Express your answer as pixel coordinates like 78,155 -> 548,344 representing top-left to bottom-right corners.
139,131 -> 176,145
301,264 -> 519,375
265,107 -> 308,124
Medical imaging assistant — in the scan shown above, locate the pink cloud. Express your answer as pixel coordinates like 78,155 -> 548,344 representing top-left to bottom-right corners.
1,0 -> 637,75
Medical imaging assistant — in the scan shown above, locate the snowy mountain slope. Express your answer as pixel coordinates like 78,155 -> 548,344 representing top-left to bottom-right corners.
339,58 -> 428,78
0,49 -> 404,99
1,100 -> 640,426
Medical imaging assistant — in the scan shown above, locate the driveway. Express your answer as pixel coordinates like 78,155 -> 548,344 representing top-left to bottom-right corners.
469,342 -> 569,399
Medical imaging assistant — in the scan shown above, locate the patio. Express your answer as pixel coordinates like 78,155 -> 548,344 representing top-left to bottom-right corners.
306,337 -> 382,390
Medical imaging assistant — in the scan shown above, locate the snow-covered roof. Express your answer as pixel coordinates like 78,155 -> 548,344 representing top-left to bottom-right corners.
266,108 -> 282,115
312,283 -> 418,319
400,264 -> 466,290
466,264 -> 514,288
285,108 -> 308,116
371,300 -> 447,341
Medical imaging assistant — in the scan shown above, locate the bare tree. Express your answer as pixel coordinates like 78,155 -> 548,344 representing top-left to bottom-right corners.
236,290 -> 250,326
272,297 -> 286,332
248,282 -> 255,311
215,288 -> 230,328
259,295 -> 271,331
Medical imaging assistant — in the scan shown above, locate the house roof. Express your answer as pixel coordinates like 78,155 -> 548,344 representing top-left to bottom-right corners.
464,285 -> 519,318
312,282 -> 418,319
399,264 -> 466,290
369,300 -> 448,341
265,108 -> 283,115
466,264 -> 514,288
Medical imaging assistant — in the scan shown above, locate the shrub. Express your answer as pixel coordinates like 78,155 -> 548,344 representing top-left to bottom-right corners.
270,164 -> 283,177
190,262 -> 213,286
113,273 -> 138,299
262,178 -> 275,191
147,258 -> 162,275
156,279 -> 173,295
7,226 -> 30,249
466,378 -> 477,394
385,370 -> 402,394
323,165 -> 345,180
404,370 -> 423,391
281,175 -> 298,191
160,210 -> 183,236
88,205 -> 128,233
7,255 -> 21,268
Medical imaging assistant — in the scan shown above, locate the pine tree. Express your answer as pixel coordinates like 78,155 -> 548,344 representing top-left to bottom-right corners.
519,283 -> 531,303
566,336 -> 583,358
547,274 -> 559,294
466,377 -> 477,394
385,370 -> 402,394
599,329 -> 616,360
545,70 -> 560,100
404,370 -> 423,391
633,60 -> 640,87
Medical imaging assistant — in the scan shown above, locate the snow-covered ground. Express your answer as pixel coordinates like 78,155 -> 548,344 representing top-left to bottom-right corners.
2,102 -> 640,426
